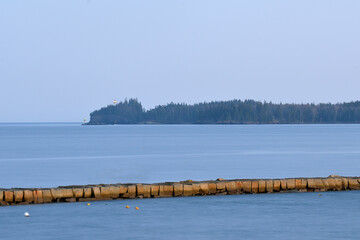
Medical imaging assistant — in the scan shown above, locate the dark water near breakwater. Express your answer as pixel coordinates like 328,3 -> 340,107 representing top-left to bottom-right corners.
0,123 -> 360,239
0,123 -> 359,188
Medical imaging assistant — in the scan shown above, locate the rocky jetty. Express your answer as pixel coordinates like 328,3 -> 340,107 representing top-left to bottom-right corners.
1,176 -> 359,206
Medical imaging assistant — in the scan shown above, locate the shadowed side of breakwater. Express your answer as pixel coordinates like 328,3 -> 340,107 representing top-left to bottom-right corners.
1,176 -> 360,206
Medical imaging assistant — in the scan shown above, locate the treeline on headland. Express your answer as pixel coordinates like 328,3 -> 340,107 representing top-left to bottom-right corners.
87,98 -> 360,125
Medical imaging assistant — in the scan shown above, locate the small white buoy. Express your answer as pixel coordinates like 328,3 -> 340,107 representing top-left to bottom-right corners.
24,212 -> 30,217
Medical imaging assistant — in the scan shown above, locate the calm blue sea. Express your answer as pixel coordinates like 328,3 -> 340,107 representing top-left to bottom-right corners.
0,123 -> 360,239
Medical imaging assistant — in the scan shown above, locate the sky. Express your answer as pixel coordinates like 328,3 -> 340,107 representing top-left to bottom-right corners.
0,1 -> 359,122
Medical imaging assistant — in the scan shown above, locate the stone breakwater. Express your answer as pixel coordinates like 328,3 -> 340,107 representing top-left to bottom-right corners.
1,176 -> 360,206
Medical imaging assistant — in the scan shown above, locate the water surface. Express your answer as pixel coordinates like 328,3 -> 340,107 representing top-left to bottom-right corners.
1,123 -> 360,239
0,123 -> 359,188
1,191 -> 360,240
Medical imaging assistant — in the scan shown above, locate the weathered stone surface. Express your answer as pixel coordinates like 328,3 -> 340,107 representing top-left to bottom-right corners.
235,181 -> 243,193
108,186 -> 120,198
295,178 -> 306,190
65,198 -> 76,202
295,179 -> 301,189
42,190 -> 52,203
286,179 -> 296,190
78,198 -> 97,202
73,188 -> 84,198
174,184 -> 184,197
83,188 -> 92,198
295,179 -> 307,189
17,202 -> 30,206
348,179 -> 360,190
265,180 -> 273,193
124,185 -> 136,198
251,181 -> 259,193
216,182 -> 226,192
301,179 -> 308,189
33,190 -> 44,204
0,191 -> 3,201
307,179 -> 316,189
225,181 -> 237,194
242,181 -> 252,193
142,185 -> 151,198
60,188 -> 75,198
51,188 -> 74,199
314,179 -> 324,189
92,187 -> 102,199
4,191 -> 14,203
181,180 -> 193,184
0,201 -> 9,206
183,185 -> 193,196
341,178 -> 349,189
280,180 -> 287,190
191,184 -> 200,195
159,185 -> 174,197
273,180 -> 281,192
199,183 -> 209,195
327,178 -> 336,190
258,181 -> 266,193
14,191 -> 24,202
334,178 -> 343,190
208,183 -> 217,194
50,188 -> 57,199
119,186 -> 127,194
23,190 -> 34,202
100,187 -> 111,198
136,184 -> 144,197
150,185 -> 159,197
321,179 -> 330,190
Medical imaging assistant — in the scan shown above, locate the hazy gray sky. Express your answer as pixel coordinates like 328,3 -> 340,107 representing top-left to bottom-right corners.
1,1 -> 359,122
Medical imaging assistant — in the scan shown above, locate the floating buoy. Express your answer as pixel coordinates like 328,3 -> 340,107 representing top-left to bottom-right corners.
318,193 -> 322,196
126,205 -> 130,209
24,212 -> 30,217
87,203 -> 91,206
135,207 -> 139,210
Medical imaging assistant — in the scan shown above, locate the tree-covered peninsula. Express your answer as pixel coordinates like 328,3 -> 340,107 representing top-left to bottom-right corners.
87,99 -> 360,125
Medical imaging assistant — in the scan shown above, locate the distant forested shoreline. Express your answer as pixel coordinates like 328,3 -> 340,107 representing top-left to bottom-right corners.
86,99 -> 360,125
